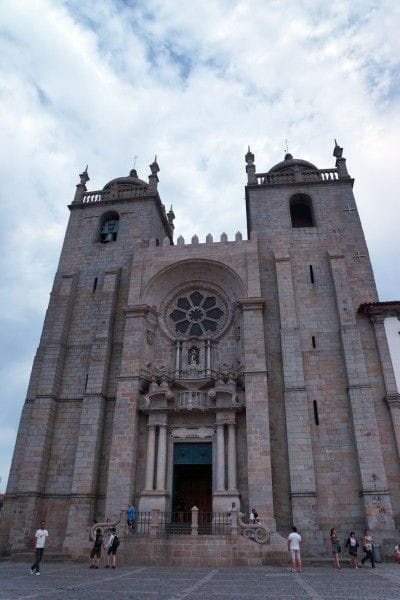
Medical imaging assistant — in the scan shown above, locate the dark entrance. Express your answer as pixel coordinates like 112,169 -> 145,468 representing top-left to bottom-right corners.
172,442 -> 212,514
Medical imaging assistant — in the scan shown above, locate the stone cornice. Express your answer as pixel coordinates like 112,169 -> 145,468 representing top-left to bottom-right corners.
246,178 -> 354,190
290,491 -> 317,498
238,297 -> 266,310
347,383 -> 371,391
359,489 -> 391,497
358,301 -> 400,319
124,304 -> 157,317
385,393 -> 400,409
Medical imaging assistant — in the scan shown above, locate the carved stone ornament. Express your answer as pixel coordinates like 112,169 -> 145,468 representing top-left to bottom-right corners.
160,282 -> 232,341
170,426 -> 215,439
238,513 -> 270,545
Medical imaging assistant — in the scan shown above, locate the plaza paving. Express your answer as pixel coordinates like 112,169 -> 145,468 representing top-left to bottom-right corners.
0,561 -> 399,599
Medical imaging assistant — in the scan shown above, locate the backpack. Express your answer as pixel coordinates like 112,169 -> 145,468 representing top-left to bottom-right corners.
113,535 -> 120,548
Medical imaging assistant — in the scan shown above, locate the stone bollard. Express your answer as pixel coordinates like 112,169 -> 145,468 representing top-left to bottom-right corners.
191,506 -> 199,536
150,509 -> 160,537
230,507 -> 238,537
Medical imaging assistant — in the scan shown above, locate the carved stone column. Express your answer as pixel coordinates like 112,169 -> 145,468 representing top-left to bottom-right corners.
156,424 -> 167,491
216,423 -> 225,491
144,425 -> 156,491
139,411 -> 169,513
227,423 -> 238,492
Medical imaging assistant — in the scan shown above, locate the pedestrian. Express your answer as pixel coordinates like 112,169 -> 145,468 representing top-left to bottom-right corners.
30,520 -> 50,575
361,529 -> 375,568
345,531 -> 359,568
105,527 -> 120,569
250,508 -> 259,525
126,503 -> 136,532
330,528 -> 341,569
288,526 -> 302,573
394,543 -> 400,563
90,528 -> 103,569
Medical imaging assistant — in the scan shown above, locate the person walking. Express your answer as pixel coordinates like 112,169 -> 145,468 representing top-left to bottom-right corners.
345,531 -> 359,568
361,530 -> 375,568
330,528 -> 341,569
90,528 -> 103,569
105,527 -> 120,569
30,520 -> 50,575
288,526 -> 302,573
126,504 -> 136,532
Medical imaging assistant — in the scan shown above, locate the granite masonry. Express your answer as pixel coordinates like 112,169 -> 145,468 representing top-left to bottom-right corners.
1,143 -> 399,563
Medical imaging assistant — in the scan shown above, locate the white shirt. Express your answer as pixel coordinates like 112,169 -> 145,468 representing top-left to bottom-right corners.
288,532 -> 301,550
35,529 -> 48,549
106,534 -> 115,548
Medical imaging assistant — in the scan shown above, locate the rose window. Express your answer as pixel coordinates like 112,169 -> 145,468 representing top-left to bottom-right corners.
169,290 -> 225,337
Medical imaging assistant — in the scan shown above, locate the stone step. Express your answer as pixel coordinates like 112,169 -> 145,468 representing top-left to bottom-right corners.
117,532 -> 288,567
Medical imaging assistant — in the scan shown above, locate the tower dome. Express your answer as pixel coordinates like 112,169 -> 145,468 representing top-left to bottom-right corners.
268,153 -> 318,173
102,168 -> 148,190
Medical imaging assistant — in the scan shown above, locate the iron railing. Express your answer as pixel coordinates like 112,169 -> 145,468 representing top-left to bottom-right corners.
198,512 -> 230,535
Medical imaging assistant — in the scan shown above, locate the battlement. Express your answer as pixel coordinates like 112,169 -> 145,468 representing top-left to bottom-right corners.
147,230 -> 253,249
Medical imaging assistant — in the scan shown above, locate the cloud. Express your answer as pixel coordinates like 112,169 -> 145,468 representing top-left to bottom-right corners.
0,0 -> 399,490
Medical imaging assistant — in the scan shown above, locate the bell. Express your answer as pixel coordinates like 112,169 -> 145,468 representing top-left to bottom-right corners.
104,232 -> 113,242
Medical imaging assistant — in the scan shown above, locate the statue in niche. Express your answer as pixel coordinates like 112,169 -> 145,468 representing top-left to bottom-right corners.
188,346 -> 200,366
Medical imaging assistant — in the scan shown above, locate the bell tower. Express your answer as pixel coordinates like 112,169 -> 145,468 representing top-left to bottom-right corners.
244,143 -> 397,548
1,158 -> 175,554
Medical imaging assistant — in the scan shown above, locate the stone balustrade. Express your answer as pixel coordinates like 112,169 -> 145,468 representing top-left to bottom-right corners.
81,186 -> 151,203
255,167 -> 340,186
176,390 -> 208,410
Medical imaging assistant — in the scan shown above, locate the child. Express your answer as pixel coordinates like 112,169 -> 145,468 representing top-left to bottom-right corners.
90,528 -> 103,569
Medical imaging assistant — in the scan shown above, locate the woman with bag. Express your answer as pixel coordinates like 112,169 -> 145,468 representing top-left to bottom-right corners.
330,528 -> 341,569
345,531 -> 359,568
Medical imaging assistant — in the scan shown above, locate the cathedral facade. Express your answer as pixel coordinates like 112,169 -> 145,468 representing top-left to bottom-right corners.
1,144 -> 400,557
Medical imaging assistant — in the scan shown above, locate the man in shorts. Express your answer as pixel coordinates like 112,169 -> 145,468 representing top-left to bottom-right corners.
90,528 -> 103,568
105,527 -> 119,569
288,526 -> 302,573
30,520 -> 50,575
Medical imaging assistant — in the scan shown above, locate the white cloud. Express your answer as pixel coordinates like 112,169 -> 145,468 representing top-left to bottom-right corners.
0,0 -> 399,490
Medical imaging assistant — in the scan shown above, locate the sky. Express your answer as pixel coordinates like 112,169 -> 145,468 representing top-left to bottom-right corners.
0,0 -> 399,492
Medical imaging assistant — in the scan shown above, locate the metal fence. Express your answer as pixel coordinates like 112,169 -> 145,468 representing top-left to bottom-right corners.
198,512 -> 230,535
131,511 -> 151,535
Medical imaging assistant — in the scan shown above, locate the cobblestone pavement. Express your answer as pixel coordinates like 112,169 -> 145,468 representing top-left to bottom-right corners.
0,561 -> 399,599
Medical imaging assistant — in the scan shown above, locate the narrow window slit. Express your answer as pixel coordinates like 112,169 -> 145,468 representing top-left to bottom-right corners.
309,265 -> 314,284
312,335 -> 316,348
84,373 -> 89,391
92,277 -> 98,293
313,400 -> 319,426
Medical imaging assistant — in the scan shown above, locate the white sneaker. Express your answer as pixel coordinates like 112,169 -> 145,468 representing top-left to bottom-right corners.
30,569 -> 35,575
36,572 -> 40,576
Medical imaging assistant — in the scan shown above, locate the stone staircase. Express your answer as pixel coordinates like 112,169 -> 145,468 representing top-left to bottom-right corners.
117,531 -> 288,567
